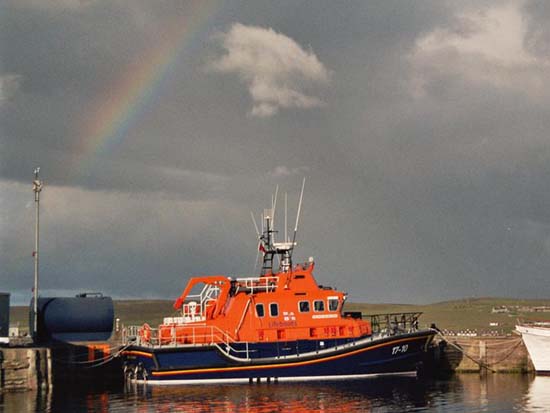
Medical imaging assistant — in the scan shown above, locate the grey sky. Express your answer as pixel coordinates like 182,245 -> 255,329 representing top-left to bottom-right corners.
2,0 -> 550,305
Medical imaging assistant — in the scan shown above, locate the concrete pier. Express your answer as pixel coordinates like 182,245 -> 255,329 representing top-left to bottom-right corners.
1,343 -> 122,392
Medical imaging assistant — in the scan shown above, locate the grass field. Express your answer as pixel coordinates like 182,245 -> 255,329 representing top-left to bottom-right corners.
345,297 -> 550,334
9,297 -> 550,335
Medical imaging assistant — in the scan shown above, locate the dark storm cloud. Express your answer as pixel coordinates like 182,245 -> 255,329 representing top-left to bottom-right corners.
1,0 -> 451,190
523,0 -> 550,58
0,0 -> 224,189
2,0 -> 550,304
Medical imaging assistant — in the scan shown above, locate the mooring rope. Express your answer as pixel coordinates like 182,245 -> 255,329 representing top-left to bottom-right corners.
51,342 -> 132,367
82,343 -> 134,369
435,330 -> 523,372
50,342 -> 120,364
438,334 -> 496,373
484,339 -> 524,367
83,342 -> 134,369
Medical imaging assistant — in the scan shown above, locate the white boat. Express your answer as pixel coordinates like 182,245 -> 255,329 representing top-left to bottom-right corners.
516,322 -> 550,374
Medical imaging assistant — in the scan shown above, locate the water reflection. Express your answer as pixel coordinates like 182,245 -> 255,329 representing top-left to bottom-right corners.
455,373 -> 530,412
0,386 -> 52,413
1,374 -> 549,412
124,377 -> 429,412
523,376 -> 550,412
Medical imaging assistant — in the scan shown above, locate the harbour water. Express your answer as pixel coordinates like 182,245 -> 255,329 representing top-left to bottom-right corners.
1,374 -> 549,412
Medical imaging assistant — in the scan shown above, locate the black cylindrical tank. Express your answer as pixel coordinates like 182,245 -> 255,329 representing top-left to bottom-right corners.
0,292 -> 9,338
30,293 -> 114,343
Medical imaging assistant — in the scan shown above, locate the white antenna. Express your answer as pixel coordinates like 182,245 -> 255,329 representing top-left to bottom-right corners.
271,185 -> 280,268
250,211 -> 260,238
271,185 -> 279,236
285,192 -> 288,242
294,178 -> 306,234
260,212 -> 264,234
289,178 -> 306,261
251,211 -> 262,274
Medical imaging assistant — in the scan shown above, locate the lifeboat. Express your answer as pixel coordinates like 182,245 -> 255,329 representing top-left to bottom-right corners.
121,184 -> 436,384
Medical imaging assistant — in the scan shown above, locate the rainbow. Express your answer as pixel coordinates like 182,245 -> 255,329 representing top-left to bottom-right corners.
76,1 -> 222,166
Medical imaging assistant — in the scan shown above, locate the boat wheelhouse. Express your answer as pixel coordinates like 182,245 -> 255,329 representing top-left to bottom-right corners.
121,184 -> 435,384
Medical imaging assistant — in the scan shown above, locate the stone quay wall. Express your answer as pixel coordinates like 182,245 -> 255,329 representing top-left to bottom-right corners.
438,335 -> 533,373
0,347 -> 52,391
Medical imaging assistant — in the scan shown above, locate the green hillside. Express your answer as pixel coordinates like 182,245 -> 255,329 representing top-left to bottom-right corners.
9,297 -> 550,335
346,297 -> 550,333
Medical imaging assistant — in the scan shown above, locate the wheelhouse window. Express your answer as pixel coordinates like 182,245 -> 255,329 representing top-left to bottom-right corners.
255,303 -> 265,318
328,298 -> 339,312
313,300 -> 325,312
298,301 -> 310,313
269,302 -> 279,317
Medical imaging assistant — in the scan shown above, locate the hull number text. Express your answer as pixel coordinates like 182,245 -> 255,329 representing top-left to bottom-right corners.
391,344 -> 409,355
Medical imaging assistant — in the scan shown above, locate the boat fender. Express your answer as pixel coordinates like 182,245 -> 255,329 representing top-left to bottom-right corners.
139,323 -> 151,343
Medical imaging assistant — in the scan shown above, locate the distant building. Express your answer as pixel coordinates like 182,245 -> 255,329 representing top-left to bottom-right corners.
491,304 -> 550,314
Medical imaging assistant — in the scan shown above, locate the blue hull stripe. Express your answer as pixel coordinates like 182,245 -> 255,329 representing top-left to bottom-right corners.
149,334 -> 430,378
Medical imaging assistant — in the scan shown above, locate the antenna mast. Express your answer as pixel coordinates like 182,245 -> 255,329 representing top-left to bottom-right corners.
255,180 -> 306,276
32,168 -> 43,338
289,178 -> 306,266
284,192 -> 288,242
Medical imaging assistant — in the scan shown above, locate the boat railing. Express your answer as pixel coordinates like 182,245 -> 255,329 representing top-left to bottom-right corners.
235,276 -> 278,294
123,323 -> 250,358
179,284 -> 220,320
125,325 -> 140,342
363,312 -> 423,336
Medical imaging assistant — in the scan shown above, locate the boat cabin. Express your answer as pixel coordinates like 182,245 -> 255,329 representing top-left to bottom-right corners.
141,260 -> 372,347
